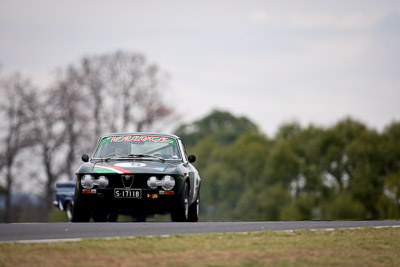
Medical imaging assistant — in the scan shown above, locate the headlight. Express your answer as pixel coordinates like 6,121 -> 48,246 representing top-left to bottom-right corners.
97,176 -> 109,188
161,175 -> 175,191
147,176 -> 158,189
81,175 -> 95,189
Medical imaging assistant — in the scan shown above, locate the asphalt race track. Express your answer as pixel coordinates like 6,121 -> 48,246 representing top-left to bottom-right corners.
0,220 -> 399,243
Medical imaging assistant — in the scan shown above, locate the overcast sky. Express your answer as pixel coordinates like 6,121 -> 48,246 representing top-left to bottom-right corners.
1,0 -> 399,136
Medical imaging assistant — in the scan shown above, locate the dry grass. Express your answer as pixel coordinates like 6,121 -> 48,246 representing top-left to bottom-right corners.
0,227 -> 399,266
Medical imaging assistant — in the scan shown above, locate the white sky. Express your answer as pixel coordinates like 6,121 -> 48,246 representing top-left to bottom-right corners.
1,0 -> 399,136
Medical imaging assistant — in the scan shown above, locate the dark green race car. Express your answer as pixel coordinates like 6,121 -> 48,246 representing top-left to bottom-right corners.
72,133 -> 201,222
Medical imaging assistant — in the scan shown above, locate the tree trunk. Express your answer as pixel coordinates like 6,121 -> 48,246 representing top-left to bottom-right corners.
4,163 -> 13,223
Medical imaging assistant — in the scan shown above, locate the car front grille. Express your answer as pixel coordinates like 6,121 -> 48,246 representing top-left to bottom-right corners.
101,174 -> 171,189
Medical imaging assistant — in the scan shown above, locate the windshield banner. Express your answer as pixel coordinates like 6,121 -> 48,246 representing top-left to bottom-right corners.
99,135 -> 177,146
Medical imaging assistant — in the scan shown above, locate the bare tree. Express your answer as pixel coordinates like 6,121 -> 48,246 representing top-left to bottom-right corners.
133,64 -> 173,131
23,66 -> 91,219
104,51 -> 146,131
66,51 -> 175,134
52,67 -> 90,178
0,73 -> 36,222
107,51 -> 173,132
26,90 -> 63,218
0,51 -> 177,222
80,57 -> 106,137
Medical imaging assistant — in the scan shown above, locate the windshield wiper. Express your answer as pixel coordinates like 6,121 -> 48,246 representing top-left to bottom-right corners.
126,154 -> 165,161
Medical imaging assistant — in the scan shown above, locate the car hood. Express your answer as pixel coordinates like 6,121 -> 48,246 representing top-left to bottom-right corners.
90,160 -> 182,175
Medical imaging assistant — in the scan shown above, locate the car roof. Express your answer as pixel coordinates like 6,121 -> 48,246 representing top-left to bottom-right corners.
100,132 -> 180,140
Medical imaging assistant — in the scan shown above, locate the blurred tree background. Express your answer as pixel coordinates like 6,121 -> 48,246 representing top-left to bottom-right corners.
0,52 -> 399,222
176,110 -> 400,221
0,51 -> 175,222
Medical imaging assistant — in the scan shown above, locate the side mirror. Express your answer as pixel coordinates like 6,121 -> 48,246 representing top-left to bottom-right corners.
188,154 -> 196,163
82,154 -> 89,162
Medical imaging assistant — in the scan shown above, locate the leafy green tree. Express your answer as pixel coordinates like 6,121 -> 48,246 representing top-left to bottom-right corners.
319,118 -> 367,191
275,121 -> 302,141
346,129 -> 384,218
264,138 -> 301,188
236,183 -> 290,221
175,110 -> 258,146
279,205 -> 304,221
222,131 -> 271,220
320,192 -> 366,220
379,122 -> 400,218
176,111 -> 400,221
222,131 -> 271,188
188,136 -> 226,220
291,125 -> 326,194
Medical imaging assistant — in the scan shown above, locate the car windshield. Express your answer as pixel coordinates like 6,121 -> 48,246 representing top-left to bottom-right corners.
93,135 -> 181,160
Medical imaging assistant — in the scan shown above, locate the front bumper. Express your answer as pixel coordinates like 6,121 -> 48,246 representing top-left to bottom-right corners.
79,188 -> 177,214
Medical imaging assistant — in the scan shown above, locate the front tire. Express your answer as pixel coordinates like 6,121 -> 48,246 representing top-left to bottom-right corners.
188,193 -> 200,222
171,182 -> 189,222
71,188 -> 91,222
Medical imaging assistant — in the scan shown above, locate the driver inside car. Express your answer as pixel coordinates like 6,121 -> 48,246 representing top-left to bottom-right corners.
104,142 -> 130,157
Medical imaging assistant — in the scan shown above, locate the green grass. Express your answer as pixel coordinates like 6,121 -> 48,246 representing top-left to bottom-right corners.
0,227 -> 399,266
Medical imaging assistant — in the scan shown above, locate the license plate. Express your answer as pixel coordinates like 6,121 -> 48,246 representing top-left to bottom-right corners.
114,188 -> 142,199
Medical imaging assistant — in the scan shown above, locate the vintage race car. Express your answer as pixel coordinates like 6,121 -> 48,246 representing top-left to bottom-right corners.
72,133 -> 201,222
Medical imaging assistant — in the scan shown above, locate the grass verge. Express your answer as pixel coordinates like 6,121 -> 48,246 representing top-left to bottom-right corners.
0,227 -> 399,266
